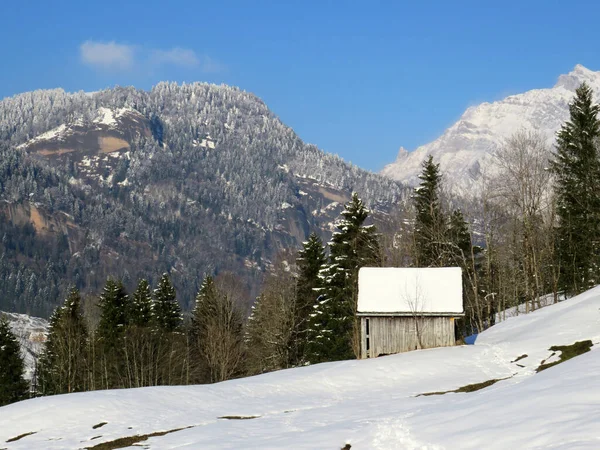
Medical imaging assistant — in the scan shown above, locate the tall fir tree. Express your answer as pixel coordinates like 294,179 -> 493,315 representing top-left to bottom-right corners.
130,279 -> 153,327
446,209 -> 472,265
245,269 -> 297,374
191,275 -> 245,382
413,155 -> 446,267
307,193 -> 380,363
96,279 -> 130,346
38,288 -> 89,395
550,82 -> 600,295
0,316 -> 29,406
153,273 -> 182,332
295,233 -> 326,364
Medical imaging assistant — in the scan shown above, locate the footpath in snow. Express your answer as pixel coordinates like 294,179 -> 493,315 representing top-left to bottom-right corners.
1,287 -> 599,449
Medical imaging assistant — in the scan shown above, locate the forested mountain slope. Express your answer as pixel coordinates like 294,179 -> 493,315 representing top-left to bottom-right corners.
0,84 -> 409,316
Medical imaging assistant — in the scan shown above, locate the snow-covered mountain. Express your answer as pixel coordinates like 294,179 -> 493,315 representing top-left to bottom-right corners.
1,286 -> 599,449
2,311 -> 48,380
381,64 -> 600,192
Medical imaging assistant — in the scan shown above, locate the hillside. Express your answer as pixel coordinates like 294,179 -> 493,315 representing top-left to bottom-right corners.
381,64 -> 600,193
0,85 -> 409,316
2,311 -> 48,380
1,285 -> 599,449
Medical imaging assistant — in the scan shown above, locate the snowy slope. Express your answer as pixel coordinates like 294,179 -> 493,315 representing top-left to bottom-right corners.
2,312 -> 48,380
1,288 -> 600,449
381,65 -> 600,193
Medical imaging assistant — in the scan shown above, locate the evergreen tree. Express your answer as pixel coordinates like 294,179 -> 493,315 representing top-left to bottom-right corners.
446,209 -> 472,265
130,279 -> 153,327
307,193 -> 380,363
191,275 -> 245,382
153,273 -> 181,332
413,155 -> 446,267
551,82 -> 600,295
295,233 -> 326,364
0,316 -> 29,406
246,269 -> 296,374
96,279 -> 130,346
38,288 -> 88,395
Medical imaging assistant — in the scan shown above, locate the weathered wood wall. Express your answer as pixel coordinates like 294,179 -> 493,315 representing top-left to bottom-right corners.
360,316 -> 455,358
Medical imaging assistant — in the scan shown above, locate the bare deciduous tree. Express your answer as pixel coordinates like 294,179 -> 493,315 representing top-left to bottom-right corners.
491,130 -> 554,313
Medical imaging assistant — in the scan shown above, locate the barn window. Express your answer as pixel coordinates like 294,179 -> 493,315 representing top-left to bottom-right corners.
366,318 -> 370,336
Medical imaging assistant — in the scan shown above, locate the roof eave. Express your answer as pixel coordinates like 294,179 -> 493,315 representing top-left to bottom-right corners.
356,312 -> 465,317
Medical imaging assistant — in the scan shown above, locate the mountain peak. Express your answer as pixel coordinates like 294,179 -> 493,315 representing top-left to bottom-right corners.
382,65 -> 600,191
554,64 -> 599,91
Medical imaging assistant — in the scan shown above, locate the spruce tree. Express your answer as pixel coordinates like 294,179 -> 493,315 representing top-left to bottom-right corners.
307,193 -> 380,363
550,82 -> 600,295
446,209 -> 472,265
38,288 -> 88,395
153,273 -> 182,332
413,155 -> 446,267
295,233 -> 326,364
191,275 -> 245,382
96,279 -> 130,345
130,279 -> 153,327
0,316 -> 29,406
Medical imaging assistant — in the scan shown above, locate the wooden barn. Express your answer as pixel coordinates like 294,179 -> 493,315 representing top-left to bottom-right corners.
357,267 -> 463,358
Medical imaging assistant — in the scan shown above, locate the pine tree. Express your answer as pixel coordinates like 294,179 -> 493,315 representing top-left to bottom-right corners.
96,279 -> 130,345
0,316 -> 29,406
551,82 -> 600,295
38,288 -> 88,395
295,233 -> 326,364
130,279 -> 153,327
413,155 -> 446,267
153,273 -> 181,332
307,193 -> 380,363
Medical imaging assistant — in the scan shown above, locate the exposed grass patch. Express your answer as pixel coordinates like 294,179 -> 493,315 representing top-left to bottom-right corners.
218,415 -> 260,420
537,340 -> 593,373
92,422 -> 108,429
511,354 -> 528,363
418,377 -> 507,397
6,432 -> 36,443
85,426 -> 192,450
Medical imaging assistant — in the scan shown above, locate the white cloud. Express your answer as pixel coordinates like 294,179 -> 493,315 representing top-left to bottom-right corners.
80,40 -> 224,73
151,47 -> 200,68
80,41 -> 135,71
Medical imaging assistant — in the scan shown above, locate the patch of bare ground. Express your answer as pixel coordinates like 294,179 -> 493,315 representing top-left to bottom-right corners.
537,340 -> 593,372
6,432 -> 36,443
85,426 -> 192,450
218,415 -> 260,420
417,377 -> 510,397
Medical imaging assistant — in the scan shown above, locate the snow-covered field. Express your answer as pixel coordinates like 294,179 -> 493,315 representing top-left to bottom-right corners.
1,287 -> 600,449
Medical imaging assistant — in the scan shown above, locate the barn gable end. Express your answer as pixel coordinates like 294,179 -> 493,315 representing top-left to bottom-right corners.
357,267 -> 463,358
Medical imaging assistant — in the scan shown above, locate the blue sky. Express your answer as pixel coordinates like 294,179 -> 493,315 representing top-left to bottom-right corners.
1,0 -> 599,171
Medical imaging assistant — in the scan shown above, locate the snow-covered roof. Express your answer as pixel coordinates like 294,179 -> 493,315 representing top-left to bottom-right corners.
357,267 -> 463,316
